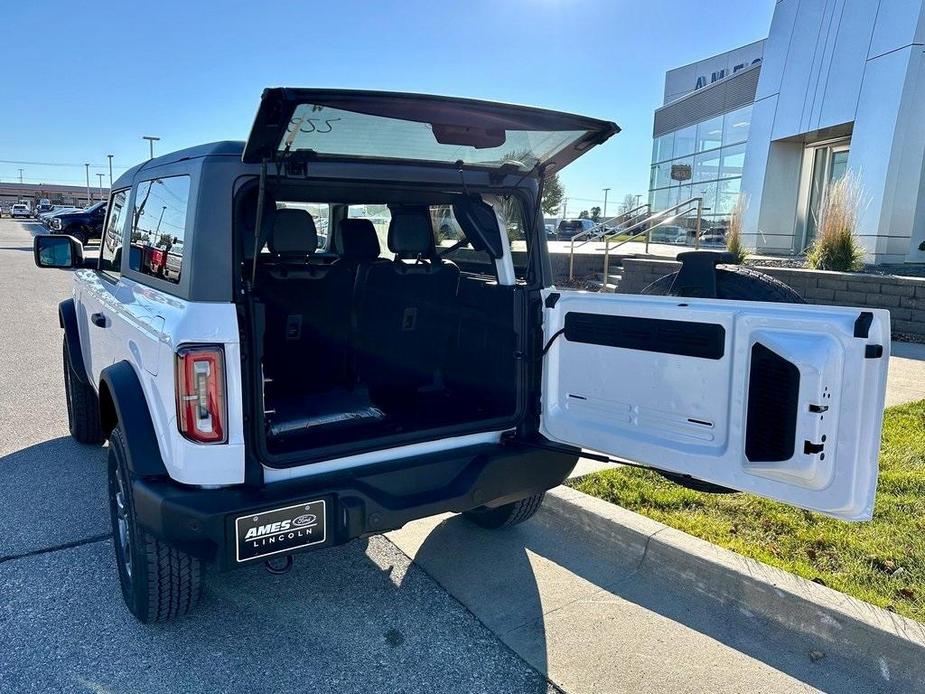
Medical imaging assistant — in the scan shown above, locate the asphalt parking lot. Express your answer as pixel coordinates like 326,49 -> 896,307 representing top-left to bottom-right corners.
0,219 -> 555,694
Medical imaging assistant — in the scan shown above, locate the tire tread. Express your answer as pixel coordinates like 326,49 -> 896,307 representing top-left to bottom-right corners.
464,492 -> 545,529
63,338 -> 104,444
642,265 -> 805,304
109,426 -> 202,623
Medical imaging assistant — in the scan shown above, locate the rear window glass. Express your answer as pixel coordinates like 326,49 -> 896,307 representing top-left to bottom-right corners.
280,102 -> 588,172
347,199 -> 528,278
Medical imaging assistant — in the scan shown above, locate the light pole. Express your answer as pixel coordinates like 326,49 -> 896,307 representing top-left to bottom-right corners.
97,173 -> 105,200
602,187 -> 611,221
561,197 -> 568,220
85,163 -> 91,205
155,205 -> 167,234
142,136 -> 160,159
634,194 -> 642,209
18,168 -> 23,184
107,154 -> 114,187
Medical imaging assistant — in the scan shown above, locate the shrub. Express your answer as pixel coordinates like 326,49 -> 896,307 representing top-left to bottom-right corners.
806,172 -> 865,272
725,197 -> 747,264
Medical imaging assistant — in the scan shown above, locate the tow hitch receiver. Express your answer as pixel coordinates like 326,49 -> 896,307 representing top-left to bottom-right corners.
264,555 -> 293,575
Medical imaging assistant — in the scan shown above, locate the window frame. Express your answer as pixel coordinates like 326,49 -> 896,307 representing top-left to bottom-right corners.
122,172 -> 195,296
97,187 -> 132,282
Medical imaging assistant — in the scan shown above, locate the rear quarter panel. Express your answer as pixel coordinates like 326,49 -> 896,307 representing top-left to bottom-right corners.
118,278 -> 246,485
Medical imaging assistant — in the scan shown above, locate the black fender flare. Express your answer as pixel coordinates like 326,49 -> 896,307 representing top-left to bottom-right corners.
59,299 -> 89,384
99,361 -> 168,478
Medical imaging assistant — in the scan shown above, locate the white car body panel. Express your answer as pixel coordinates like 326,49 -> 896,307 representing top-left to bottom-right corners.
75,267 -> 509,487
76,270 -> 247,486
540,290 -> 889,520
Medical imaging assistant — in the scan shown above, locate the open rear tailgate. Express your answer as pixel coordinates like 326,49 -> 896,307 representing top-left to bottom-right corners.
242,88 -> 619,174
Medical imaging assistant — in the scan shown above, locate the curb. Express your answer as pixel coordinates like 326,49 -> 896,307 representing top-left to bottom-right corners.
545,485 -> 925,687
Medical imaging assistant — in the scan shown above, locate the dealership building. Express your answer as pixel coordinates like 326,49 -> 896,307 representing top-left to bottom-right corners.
649,0 -> 925,265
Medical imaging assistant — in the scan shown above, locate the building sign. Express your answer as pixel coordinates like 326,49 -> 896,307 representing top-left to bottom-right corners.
671,164 -> 692,182
694,58 -> 762,90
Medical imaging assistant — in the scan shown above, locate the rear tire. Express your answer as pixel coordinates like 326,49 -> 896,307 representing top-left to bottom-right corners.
63,338 -> 104,444
642,265 -> 805,304
108,426 -> 203,623
463,493 -> 545,529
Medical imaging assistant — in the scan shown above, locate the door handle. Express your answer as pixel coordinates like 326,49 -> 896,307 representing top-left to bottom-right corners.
90,312 -> 108,328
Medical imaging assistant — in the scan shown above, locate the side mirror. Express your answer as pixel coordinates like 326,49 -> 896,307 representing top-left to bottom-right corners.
33,234 -> 84,269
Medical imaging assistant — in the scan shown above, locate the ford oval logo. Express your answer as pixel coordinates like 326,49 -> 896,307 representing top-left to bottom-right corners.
292,514 -> 316,527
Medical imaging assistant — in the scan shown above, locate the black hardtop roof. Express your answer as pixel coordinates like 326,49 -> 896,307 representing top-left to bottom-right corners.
112,140 -> 245,189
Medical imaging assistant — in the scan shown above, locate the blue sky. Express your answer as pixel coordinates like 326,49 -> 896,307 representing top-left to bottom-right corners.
3,0 -> 773,211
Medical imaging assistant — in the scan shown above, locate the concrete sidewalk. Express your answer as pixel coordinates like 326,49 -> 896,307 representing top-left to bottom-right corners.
887,341 -> 925,407
387,500 -> 906,693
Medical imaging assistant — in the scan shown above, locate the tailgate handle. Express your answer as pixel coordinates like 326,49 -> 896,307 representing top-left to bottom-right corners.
90,312 -> 108,328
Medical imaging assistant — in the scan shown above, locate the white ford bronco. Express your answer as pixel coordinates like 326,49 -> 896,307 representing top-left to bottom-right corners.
33,89 -> 890,623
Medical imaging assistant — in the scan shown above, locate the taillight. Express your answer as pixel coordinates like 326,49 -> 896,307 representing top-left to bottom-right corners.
175,345 -> 227,444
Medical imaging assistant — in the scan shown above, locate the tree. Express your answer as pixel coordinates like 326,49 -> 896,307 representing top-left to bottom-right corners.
590,206 -> 601,222
541,171 -> 564,215
578,210 -> 589,219
619,193 -> 637,216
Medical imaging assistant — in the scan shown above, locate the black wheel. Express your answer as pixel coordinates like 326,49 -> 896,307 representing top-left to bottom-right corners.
463,493 -> 545,529
108,427 -> 202,623
63,337 -> 104,444
642,265 -> 804,304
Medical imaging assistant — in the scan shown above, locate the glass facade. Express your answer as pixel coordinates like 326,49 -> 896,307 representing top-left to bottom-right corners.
648,104 -> 752,230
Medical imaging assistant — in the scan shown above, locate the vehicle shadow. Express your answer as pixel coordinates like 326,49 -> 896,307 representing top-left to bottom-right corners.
0,436 -> 110,560
402,509 -> 899,693
0,436 -> 551,692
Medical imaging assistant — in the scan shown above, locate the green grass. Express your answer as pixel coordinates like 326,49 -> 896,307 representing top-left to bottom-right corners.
568,400 -> 925,622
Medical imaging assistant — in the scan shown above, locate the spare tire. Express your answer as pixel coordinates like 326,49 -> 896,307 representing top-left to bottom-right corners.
641,264 -> 804,493
642,264 -> 804,304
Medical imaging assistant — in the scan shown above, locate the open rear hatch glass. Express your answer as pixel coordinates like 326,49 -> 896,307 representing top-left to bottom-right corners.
242,88 -> 619,173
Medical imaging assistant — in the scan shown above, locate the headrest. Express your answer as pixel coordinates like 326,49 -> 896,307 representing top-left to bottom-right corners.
388,207 -> 436,259
268,208 -> 317,256
336,218 -> 381,260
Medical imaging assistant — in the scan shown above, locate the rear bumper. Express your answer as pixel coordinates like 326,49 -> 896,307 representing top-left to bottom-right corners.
131,441 -> 577,571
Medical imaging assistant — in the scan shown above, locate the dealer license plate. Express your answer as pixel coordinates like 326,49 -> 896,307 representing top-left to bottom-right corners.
235,500 -> 326,562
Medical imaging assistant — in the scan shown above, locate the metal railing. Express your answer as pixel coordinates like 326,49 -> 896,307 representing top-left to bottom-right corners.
566,205 -> 650,280
567,197 -> 707,282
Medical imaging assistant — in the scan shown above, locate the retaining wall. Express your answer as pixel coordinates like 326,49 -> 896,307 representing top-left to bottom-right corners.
618,258 -> 925,340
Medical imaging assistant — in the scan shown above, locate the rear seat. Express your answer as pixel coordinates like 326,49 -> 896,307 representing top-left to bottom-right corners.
259,208 -> 353,392
262,214 -> 390,441
353,206 -> 460,407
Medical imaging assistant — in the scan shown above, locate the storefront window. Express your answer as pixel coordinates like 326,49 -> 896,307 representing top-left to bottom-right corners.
720,143 -> 746,179
673,125 -> 697,158
651,188 -> 670,212
652,132 -> 675,163
716,178 -> 742,214
695,181 -> 718,213
649,104 -> 752,230
694,150 -> 722,182
723,105 -> 752,145
696,115 -> 724,152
